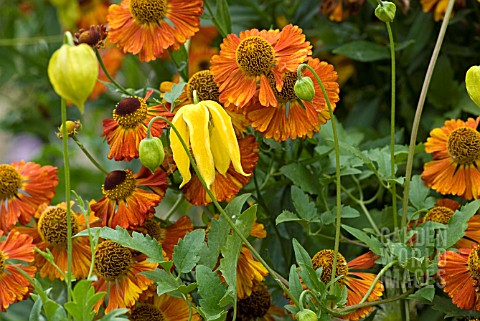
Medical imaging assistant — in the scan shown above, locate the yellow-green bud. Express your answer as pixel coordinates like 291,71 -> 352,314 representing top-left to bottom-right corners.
296,309 -> 318,321
48,43 -> 98,113
294,76 -> 315,102
139,137 -> 165,173
375,1 -> 396,22
57,120 -> 81,139
466,66 -> 480,108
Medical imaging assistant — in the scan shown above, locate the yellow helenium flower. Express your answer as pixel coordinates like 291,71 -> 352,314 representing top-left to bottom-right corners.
171,100 -> 248,188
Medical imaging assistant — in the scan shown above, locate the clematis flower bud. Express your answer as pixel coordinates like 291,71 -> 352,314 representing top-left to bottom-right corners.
296,309 -> 318,321
466,66 -> 480,108
48,43 -> 98,113
139,137 -> 165,173
294,76 -> 315,102
375,1 -> 396,22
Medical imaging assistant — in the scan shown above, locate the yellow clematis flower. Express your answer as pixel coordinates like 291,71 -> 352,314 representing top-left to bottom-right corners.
170,100 -> 249,189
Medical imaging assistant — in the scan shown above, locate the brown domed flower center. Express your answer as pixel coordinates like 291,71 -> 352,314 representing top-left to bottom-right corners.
268,71 -> 298,103
130,304 -> 165,321
312,249 -> 348,284
95,240 -> 133,281
129,0 -> 167,25
102,170 -> 137,200
424,206 -> 455,224
0,165 -> 22,201
0,250 -> 6,274
236,36 -> 275,76
468,246 -> 480,279
187,70 -> 221,102
141,218 -> 164,241
38,207 -> 79,247
113,97 -> 148,129
447,127 -> 480,165
238,284 -> 271,319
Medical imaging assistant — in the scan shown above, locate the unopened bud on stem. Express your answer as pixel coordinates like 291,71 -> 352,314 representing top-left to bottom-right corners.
139,137 -> 165,173
294,76 -> 315,102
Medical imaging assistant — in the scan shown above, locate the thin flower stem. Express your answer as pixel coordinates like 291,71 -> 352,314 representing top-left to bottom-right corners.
203,0 -> 229,38
386,21 -> 399,237
60,97 -> 73,320
297,63 -> 342,285
341,185 -> 381,235
163,193 -> 184,221
94,47 -> 131,96
71,136 -> 109,175
401,0 -> 455,229
147,116 -> 301,308
359,260 -> 397,304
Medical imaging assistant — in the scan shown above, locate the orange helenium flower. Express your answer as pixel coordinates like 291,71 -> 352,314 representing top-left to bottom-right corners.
421,117 -> 480,200
107,0 -> 203,62
312,250 -> 384,320
236,246 -> 269,299
77,0 -> 110,29
182,135 -> 259,206
245,58 -> 340,141
0,161 -> 58,232
102,92 -> 172,161
130,293 -> 201,321
93,240 -> 157,313
420,0 -> 465,21
0,231 -> 36,311
15,203 -> 94,281
210,24 -> 312,109
438,245 -> 480,311
91,167 -> 168,228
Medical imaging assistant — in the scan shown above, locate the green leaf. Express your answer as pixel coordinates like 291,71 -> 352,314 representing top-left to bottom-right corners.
280,163 -> 318,195
341,225 -> 382,255
219,205 -> 257,303
431,296 -> 479,318
442,199 -> 480,248
276,210 -> 303,225
408,175 -> 435,211
99,309 -> 130,321
215,0 -> 231,36
224,193 -> 251,218
196,265 -> 228,321
164,81 -> 186,106
407,285 -> 435,302
64,280 -> 106,321
168,45 -> 189,81
141,269 -> 179,296
291,186 -> 318,221
333,40 -> 389,62
289,265 -> 303,300
29,298 -> 43,321
198,216 -> 229,269
173,229 -> 206,274
76,226 -> 164,263
292,238 -> 313,268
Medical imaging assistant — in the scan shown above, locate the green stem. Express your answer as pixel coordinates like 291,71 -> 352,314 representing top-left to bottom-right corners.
203,0 -> 229,38
401,0 -> 455,229
386,21 -> 399,237
297,64 -> 341,284
72,136 -> 108,175
359,260 -> 397,304
163,193 -> 184,221
61,97 -> 73,320
94,47 -> 130,96
148,116 -> 300,308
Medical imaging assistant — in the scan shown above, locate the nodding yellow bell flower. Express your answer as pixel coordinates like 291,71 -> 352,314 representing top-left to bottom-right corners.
170,100 -> 249,189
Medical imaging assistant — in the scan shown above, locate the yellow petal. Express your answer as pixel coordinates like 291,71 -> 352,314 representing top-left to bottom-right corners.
170,108 -> 191,188
204,101 -> 249,177
210,125 -> 231,175
183,103 -> 216,188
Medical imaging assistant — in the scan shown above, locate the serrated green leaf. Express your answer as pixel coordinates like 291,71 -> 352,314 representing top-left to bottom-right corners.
407,285 -> 435,302
173,229 -> 206,274
76,226 -> 164,263
443,199 -> 480,248
99,308 -> 130,321
178,283 -> 197,295
289,265 -> 303,300
341,225 -> 382,255
280,163 -> 318,195
408,175 -> 435,210
64,280 -> 105,321
224,193 -> 251,219
164,81 -> 186,106
292,238 -> 313,268
291,186 -> 317,221
141,269 -> 178,296
197,265 -> 228,321
219,205 -> 257,303
333,40 -> 389,62
198,216 -> 229,269
276,210 -> 302,224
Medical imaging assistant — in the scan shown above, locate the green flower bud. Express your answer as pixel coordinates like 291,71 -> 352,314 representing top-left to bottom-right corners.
48,43 -> 98,113
139,137 -> 165,173
296,309 -> 318,321
375,1 -> 396,22
294,76 -> 315,102
57,120 -> 82,139
466,66 -> 480,108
